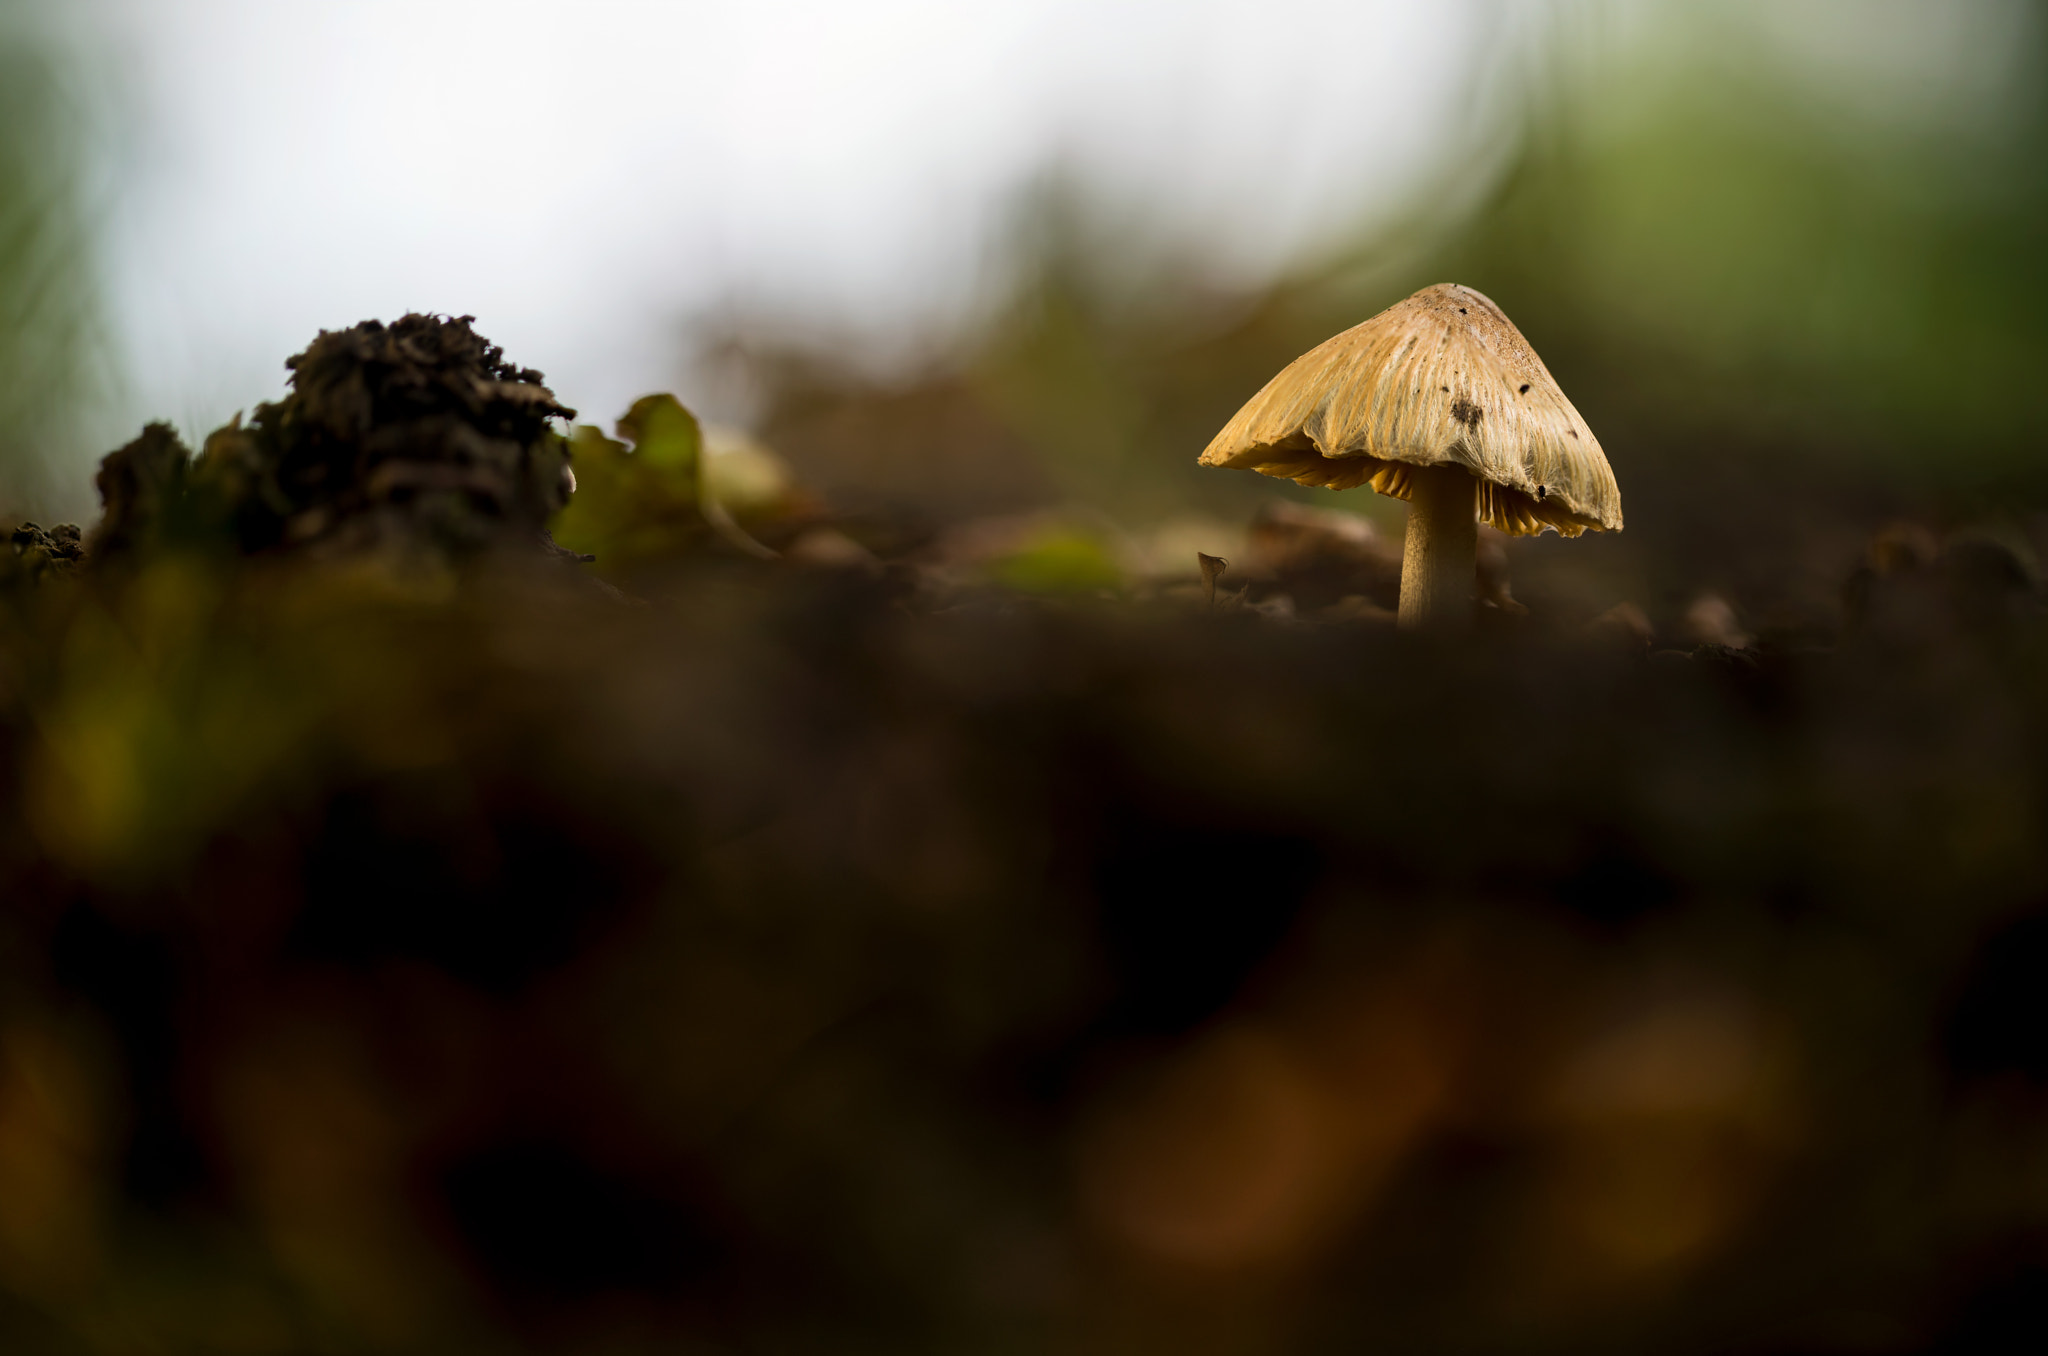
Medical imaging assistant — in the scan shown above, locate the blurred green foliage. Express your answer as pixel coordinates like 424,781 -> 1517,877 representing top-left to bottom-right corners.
1436,7 -> 2048,487
0,2 -> 102,520
553,396 -> 713,576
985,527 -> 1124,595
554,394 -> 801,577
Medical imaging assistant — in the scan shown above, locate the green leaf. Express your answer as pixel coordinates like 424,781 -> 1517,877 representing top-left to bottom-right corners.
619,394 -> 703,477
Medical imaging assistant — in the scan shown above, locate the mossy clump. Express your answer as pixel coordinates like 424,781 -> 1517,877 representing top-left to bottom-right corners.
197,313 -> 579,562
86,421 -> 197,564
10,316 -> 585,580
3,520 -> 83,586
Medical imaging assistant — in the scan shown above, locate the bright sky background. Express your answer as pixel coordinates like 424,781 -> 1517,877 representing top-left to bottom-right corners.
44,0 -> 2036,460
76,0 -> 1537,441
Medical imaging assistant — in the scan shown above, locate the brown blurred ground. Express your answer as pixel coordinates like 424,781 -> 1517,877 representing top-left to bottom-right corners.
1,499 -> 2047,1354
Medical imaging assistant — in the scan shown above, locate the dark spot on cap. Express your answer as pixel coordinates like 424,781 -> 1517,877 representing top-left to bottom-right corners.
1519,384 -> 1530,394
1537,485 -> 1547,500
1441,386 -> 1449,393
1569,429 -> 1579,439
1458,308 -> 1467,314
1450,398 -> 1483,429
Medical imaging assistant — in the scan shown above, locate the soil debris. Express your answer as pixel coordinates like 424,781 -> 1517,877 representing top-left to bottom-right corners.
8,315 -> 585,580
87,422 -> 195,564
4,520 -> 83,584
200,313 -> 579,564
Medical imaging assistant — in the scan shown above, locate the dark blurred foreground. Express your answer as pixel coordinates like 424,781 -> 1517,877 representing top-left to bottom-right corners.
2,315 -> 2048,1356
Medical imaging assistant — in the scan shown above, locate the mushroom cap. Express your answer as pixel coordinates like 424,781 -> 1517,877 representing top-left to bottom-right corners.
1198,284 -> 1621,537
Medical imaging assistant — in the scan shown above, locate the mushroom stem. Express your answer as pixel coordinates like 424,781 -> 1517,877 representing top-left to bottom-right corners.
1397,463 -> 1478,630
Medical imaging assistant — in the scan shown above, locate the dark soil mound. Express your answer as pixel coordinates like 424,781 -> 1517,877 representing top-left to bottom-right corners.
26,315 -> 583,575
201,313 -> 578,561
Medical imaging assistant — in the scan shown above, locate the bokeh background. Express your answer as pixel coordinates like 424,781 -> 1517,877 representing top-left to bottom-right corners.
6,0 -> 2047,620
4,2 -> 2048,1354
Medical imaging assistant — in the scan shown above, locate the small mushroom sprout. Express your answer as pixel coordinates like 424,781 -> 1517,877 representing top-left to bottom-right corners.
1199,284 -> 1622,629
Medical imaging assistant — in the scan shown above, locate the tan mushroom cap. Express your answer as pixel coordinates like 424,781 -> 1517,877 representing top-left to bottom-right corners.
1198,284 -> 1621,537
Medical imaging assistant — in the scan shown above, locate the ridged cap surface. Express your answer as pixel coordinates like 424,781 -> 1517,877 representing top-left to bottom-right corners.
1199,284 -> 1621,537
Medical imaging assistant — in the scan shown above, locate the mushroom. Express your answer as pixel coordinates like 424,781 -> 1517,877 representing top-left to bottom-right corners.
1198,284 -> 1621,629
